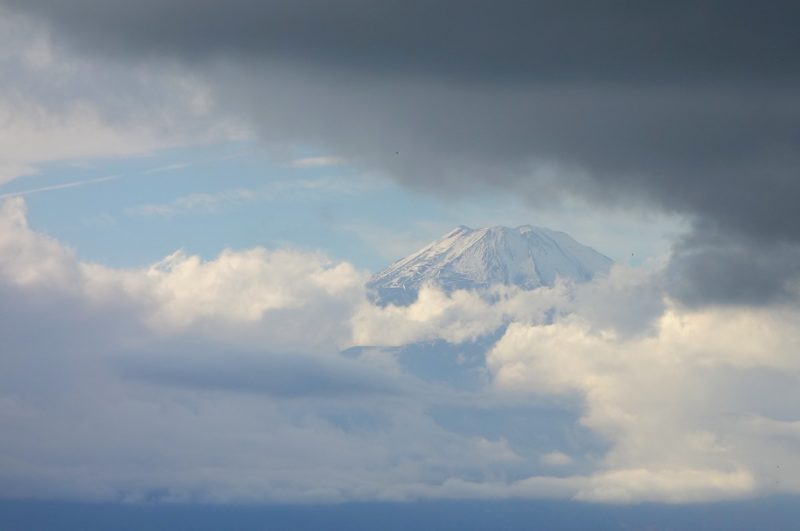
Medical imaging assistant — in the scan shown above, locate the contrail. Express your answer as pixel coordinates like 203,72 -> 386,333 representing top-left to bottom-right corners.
142,162 -> 191,175
0,149 -> 251,200
0,175 -> 120,199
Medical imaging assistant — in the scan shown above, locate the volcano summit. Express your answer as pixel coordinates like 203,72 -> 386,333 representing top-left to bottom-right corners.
368,225 -> 613,305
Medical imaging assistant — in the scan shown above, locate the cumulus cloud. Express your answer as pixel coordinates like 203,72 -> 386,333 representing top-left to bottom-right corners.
347,258 -> 800,502
353,262 -> 665,347
0,198 -> 82,287
351,284 -> 558,346
488,303 -> 800,502
0,199 -> 561,503
137,248 -> 365,352
3,197 -> 800,505
0,197 -> 365,352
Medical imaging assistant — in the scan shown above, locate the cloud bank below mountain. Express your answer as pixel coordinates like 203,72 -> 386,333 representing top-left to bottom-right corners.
2,198 -> 800,504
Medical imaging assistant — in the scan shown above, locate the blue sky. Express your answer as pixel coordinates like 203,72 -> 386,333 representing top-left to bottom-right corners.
2,140 -> 682,272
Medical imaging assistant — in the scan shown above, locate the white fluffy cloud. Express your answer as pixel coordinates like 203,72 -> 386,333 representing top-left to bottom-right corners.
0,198 -> 82,286
488,304 -> 800,502
0,197 -> 364,352
0,199 -> 539,503
352,283 -> 568,346
3,197 -> 800,504
352,252 -> 800,503
138,248 -> 365,352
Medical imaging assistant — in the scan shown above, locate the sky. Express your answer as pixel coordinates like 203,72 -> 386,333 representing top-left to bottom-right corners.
1,1 -> 800,529
0,140 -> 681,272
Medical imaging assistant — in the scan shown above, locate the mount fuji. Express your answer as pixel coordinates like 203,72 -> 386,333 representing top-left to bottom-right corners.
367,225 -> 613,305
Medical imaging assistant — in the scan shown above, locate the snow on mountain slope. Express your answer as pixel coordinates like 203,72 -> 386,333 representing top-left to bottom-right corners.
367,225 -> 613,305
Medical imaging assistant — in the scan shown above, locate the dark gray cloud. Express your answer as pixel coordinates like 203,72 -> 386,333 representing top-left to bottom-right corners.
5,0 -> 800,305
8,0 -> 800,84
666,227 -> 800,307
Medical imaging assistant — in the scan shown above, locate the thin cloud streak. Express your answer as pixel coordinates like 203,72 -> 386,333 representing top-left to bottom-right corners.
142,161 -> 192,174
288,156 -> 348,169
128,177 -> 372,217
0,174 -> 119,199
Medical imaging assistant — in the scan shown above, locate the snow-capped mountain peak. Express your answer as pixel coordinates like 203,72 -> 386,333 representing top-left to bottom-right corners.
367,225 -> 612,305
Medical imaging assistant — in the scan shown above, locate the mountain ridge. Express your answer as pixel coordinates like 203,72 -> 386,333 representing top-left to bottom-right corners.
368,225 -> 613,305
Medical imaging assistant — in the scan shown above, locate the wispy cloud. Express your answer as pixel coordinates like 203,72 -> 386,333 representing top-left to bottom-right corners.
288,156 -> 348,169
128,188 -> 259,216
0,147 -> 249,201
128,177 -> 365,217
0,174 -> 119,199
272,177 -> 368,195
142,162 -> 192,175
